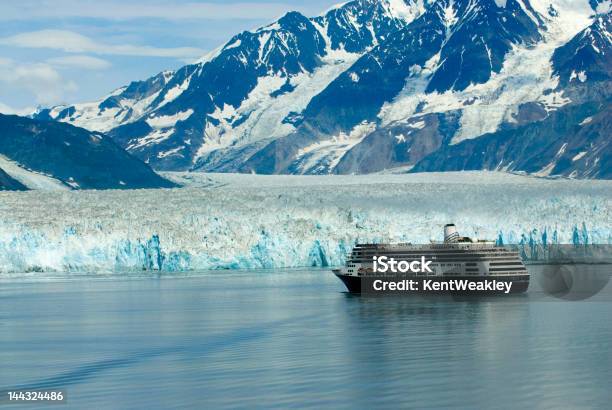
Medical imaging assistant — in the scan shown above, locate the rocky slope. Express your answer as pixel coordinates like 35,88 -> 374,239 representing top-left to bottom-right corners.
35,0 -> 611,178
0,114 -> 176,190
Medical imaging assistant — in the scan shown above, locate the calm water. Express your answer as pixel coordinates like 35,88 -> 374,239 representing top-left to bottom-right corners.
1,269 -> 611,409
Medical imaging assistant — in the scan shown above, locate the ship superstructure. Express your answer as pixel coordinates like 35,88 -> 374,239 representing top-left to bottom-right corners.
333,224 -> 529,294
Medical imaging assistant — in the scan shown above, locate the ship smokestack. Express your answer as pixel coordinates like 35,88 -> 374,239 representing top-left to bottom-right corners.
444,224 -> 459,243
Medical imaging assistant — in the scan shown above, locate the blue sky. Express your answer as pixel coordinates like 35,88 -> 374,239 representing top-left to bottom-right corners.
0,0 -> 340,114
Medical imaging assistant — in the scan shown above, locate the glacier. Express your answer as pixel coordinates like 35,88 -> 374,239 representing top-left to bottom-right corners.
0,172 -> 610,274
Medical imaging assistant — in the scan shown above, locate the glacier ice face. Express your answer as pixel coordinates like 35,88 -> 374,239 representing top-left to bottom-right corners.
0,172 -> 610,274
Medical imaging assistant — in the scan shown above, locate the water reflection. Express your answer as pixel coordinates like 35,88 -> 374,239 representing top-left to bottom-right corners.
1,270 -> 611,409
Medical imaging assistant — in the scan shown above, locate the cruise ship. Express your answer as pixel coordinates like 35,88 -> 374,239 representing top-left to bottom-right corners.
333,224 -> 529,294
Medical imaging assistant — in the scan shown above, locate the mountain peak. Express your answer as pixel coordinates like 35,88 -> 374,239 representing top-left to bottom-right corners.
426,0 -> 543,93
322,0 -> 427,21
553,10 -> 611,86
383,0 -> 428,21
32,0 -> 610,179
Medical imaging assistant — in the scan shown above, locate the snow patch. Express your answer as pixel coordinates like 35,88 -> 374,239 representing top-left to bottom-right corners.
596,0 -> 611,14
0,155 -> 68,191
52,87 -> 165,133
224,38 -> 242,50
441,0 -> 459,32
408,120 -> 426,129
384,0 -> 427,22
194,50 -> 361,159
534,161 -> 557,177
158,146 -> 185,159
146,109 -> 194,129
127,129 -> 174,150
570,70 -> 588,82
158,75 -> 192,108
295,121 -> 376,173
378,5 -> 592,145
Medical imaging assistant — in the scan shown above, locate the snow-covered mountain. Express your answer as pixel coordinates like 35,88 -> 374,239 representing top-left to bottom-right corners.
553,10 -> 611,89
35,0 -> 611,178
409,8 -> 611,179
0,114 -> 176,190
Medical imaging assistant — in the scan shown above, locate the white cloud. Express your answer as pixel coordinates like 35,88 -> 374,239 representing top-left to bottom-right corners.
0,58 -> 78,106
0,0 -> 299,21
0,101 -> 16,114
0,30 -> 205,59
0,101 -> 14,114
0,101 -> 35,116
46,55 -> 112,70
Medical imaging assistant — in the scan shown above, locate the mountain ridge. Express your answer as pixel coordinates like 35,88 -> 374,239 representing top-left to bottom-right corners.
0,114 -> 177,190
34,0 -> 611,178
0,167 -> 28,191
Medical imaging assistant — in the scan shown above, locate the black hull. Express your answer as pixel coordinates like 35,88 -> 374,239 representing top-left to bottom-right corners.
335,273 -> 363,293
334,272 -> 529,295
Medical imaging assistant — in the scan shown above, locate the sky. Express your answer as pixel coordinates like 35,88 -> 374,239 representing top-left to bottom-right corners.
0,0 -> 340,115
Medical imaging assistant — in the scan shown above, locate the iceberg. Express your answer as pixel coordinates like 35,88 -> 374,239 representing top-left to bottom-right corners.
0,172 -> 610,274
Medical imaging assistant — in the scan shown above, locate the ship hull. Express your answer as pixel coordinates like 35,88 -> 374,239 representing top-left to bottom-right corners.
333,272 -> 529,295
